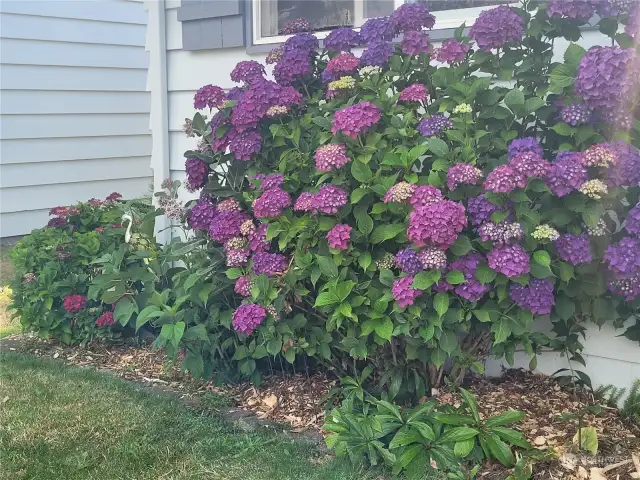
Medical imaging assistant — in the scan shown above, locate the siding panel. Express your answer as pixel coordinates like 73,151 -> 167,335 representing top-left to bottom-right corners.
0,1 -> 147,24
1,91 -> 150,115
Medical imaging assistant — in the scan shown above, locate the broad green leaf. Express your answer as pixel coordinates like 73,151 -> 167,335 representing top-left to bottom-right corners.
314,292 -> 341,307
564,43 -> 586,69
354,205 -> 374,236
225,268 -> 243,280
351,159 -> 373,183
504,88 -> 525,109
446,270 -> 465,285
450,235 -> 472,256
135,305 -> 163,330
491,318 -> 511,344
573,426 -> 598,455
492,427 -> 531,449
555,295 -> 575,321
317,256 -> 339,278
485,433 -> 515,467
454,439 -> 475,457
533,250 -> 551,268
114,297 -> 138,327
358,252 -> 372,271
551,122 -> 575,136
375,317 -> 394,340
459,388 -> 480,423
433,293 -> 449,318
370,224 -> 406,244
427,137 -> 449,157
475,264 -> 497,284
412,270 -> 441,290
484,410 -> 525,428
350,187 -> 369,204
438,427 -> 480,444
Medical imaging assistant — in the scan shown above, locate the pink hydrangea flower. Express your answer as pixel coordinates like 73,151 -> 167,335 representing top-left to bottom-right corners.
315,144 -> 351,171
409,185 -> 444,208
408,200 -> 467,249
393,275 -> 421,307
327,224 -> 352,250
484,165 -> 526,193
96,312 -> 115,327
447,164 -> 482,190
312,185 -> 348,214
235,275 -> 253,297
384,182 -> 416,203
399,84 -> 429,103
487,244 -> 530,278
64,295 -> 87,313
253,188 -> 291,218
331,101 -> 381,138
232,304 -> 266,335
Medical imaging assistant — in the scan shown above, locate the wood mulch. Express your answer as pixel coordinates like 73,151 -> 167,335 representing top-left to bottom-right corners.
3,335 -> 639,479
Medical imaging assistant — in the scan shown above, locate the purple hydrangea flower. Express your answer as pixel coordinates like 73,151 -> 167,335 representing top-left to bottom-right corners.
582,143 -> 616,167
607,141 -> 640,188
294,192 -> 316,212
419,246 -> 447,270
408,200 -> 467,249
417,114 -> 452,136
450,252 -> 491,302
467,195 -> 504,227
253,187 -> 291,218
312,185 -> 348,214
325,53 -> 360,77
324,28 -> 362,52
547,154 -> 588,197
230,60 -> 266,84
510,278 -> 555,315
608,272 -> 640,301
194,84 -> 225,110
447,164 -> 482,190
561,104 -> 592,126
484,165 -> 526,193
359,16 -> 397,44
274,48 -> 313,86
231,80 -> 302,131
248,223 -> 270,252
226,248 -> 250,267
332,101 -> 381,138
469,6 -> 524,51
575,46 -> 640,109
189,198 -> 217,230
283,32 -> 319,52
604,237 -> 640,276
395,249 -> 424,274
315,144 -> 351,171
625,6 -> 640,39
409,185 -> 443,208
478,221 -> 524,245
391,3 -> 435,32
384,181 -> 417,203
209,211 -> 248,243
400,31 -> 430,56
548,0 -> 596,19
487,243 -> 530,278
508,152 -> 550,179
228,129 -> 262,161
393,275 -> 421,307
226,86 -> 245,102
279,18 -> 311,35
626,204 -> 640,236
360,41 -> 394,67
598,108 -> 633,131
252,252 -> 288,276
185,158 -> 209,192
217,198 -> 241,213
327,224 -> 352,250
232,304 -> 266,335
253,173 -> 285,191
555,233 -> 593,265
508,137 -> 543,159
399,83 -> 429,103
235,275 -> 253,297
435,39 -> 470,64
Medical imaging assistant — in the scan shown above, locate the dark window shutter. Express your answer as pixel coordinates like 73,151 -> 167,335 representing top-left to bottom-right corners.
177,0 -> 245,51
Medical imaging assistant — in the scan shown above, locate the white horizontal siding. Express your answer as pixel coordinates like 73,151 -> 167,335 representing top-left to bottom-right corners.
169,131 -> 198,171
0,0 -> 151,236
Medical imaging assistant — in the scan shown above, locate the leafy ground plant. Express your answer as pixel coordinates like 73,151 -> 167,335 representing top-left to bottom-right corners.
0,353 -> 376,480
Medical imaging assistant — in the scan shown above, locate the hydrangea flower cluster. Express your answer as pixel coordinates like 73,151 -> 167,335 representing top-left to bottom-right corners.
217,198 -> 241,212
185,158 -> 209,192
604,237 -> 640,276
324,28 -> 361,52
226,249 -> 250,267
224,236 -> 247,252
579,179 -> 608,199
96,311 -> 116,327
235,275 -> 253,297
227,129 -> 263,161
332,101 -> 381,138
279,18 -> 311,35
253,173 -> 284,191
232,304 -> 267,335
327,76 -> 356,97
294,192 -> 316,212
487,244 -> 530,278
410,185 -> 444,208
508,137 -> 543,159
546,153 -> 588,197
608,141 -> 640,188
418,247 -> 447,270
508,152 -> 550,179
435,39 -> 470,64
561,104 -> 592,125
248,223 -> 270,252
64,295 -> 87,313
484,165 -> 526,193
626,204 -> 640,236
315,144 -> 350,172
478,222 -> 523,245
400,31 -> 430,56
555,233 -> 593,265
360,41 -> 394,67
376,253 -> 396,270
188,199 -> 215,230
587,219 -> 608,237
399,84 -> 428,103
253,188 -> 292,218
395,249 -> 424,274
230,60 -> 265,84
453,103 -> 472,114
209,211 -> 247,243
252,252 -> 288,276
450,252 -> 491,302
408,200 -> 467,249
359,16 -> 396,44
547,0 -> 597,19
391,2 -> 435,31
510,278 -> 555,315
274,33 -> 318,86
327,224 -> 352,250
325,53 -> 360,78
532,224 -> 560,241
582,144 -> 616,167
469,5 -> 524,51
467,195 -> 503,227
312,185 -> 348,214
384,182 -> 416,203
392,275 -> 420,307
417,115 -> 452,136
447,164 -> 482,190
194,84 -> 225,110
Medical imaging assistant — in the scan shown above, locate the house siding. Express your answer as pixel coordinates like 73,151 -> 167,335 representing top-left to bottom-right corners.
0,0 -> 152,237
148,1 -> 640,395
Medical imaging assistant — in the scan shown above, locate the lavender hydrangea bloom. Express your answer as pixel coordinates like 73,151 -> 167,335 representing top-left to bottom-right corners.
608,273 -> 640,301
274,48 -> 313,86
467,195 -> 503,227
193,84 -> 225,110
235,275 -> 253,297
554,233 -> 593,265
232,304 -> 266,335
478,222 -> 523,245
510,278 -> 555,315
209,211 -> 248,243
360,41 -> 394,67
469,6 -> 524,51
359,16 -> 397,44
294,192 -> 315,212
253,187 -> 291,218
226,248 -> 250,267
575,46 -> 640,109
279,18 -> 311,35
332,101 -> 381,138
395,249 -> 424,274
408,200 -> 467,249
252,252 -> 288,276
508,152 -> 550,179
185,158 -> 208,192
547,154 -> 588,197
391,3 -> 435,32
484,165 -> 526,193
253,173 -> 285,191
626,204 -> 640,236
384,182 -> 417,203
312,185 -> 348,214
393,275 -> 421,307
607,141 -> 640,188
248,223 -> 270,252
230,60 -> 266,84
508,137 -> 543,159
435,39 -> 470,64
315,144 -> 350,171
604,237 -> 640,276
548,0 -> 596,19
231,80 -> 302,131
487,243 -> 530,278
188,198 -> 217,230
419,247 -> 447,270
561,104 -> 592,126
399,84 -> 429,103
450,252 -> 491,302
400,31 -> 430,56
418,115 -> 452,136
283,32 -> 319,53
447,164 -> 482,190
327,224 -> 352,250
409,185 -> 443,208
228,129 -> 262,161
324,28 -> 362,52
625,6 -> 640,39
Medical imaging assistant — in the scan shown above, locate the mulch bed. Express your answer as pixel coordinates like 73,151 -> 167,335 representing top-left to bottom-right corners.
3,334 -> 639,479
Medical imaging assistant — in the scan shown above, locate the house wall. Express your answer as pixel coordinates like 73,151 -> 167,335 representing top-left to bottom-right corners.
0,0 -> 152,237
148,1 -> 640,395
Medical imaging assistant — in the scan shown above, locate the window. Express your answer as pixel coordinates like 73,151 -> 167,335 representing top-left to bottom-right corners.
252,0 -> 510,45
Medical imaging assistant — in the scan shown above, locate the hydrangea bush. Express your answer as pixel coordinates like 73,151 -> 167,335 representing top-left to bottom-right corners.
179,0 -> 640,396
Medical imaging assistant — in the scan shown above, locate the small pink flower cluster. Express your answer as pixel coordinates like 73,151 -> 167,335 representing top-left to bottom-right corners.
315,144 -> 351,171
96,312 -> 116,327
331,101 -> 381,138
327,224 -> 352,250
64,295 -> 87,313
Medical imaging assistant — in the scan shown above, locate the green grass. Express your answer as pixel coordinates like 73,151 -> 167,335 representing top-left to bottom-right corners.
0,353 -> 378,480
0,324 -> 21,338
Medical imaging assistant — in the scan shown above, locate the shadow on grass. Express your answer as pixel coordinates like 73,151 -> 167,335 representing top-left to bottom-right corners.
0,353 -> 380,480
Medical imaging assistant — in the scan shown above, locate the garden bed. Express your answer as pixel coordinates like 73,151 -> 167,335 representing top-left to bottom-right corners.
4,335 -> 638,479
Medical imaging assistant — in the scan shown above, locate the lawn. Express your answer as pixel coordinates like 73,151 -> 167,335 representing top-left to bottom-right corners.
0,353 -> 377,480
